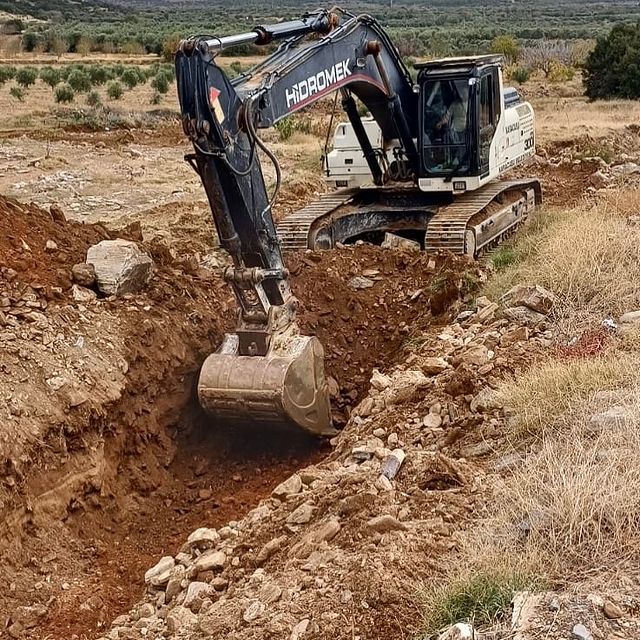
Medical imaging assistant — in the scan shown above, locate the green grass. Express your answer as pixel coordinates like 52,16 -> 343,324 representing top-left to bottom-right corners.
418,570 -> 541,636
490,245 -> 519,271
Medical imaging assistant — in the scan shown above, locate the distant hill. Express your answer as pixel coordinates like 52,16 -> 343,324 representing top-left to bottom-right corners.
6,0 -> 640,60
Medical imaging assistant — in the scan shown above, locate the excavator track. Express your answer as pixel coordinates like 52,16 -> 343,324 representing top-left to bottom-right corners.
277,179 -> 541,258
276,190 -> 356,251
424,178 -> 542,257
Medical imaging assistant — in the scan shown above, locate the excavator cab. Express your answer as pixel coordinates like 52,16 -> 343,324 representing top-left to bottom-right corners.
417,56 -> 503,186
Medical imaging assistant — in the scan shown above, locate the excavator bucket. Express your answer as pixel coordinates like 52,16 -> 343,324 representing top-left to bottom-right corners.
198,332 -> 336,436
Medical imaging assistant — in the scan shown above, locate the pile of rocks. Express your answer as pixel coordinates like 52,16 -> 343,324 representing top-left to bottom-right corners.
99,285 -> 558,640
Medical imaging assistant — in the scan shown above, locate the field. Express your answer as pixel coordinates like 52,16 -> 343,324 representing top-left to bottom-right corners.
2,4 -> 640,640
3,0 -> 640,57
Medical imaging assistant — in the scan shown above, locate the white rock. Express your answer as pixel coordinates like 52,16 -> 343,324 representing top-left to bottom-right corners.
45,239 -> 58,252
375,474 -> 393,491
438,622 -> 475,640
46,376 -> 66,392
87,239 -> 153,296
422,413 -> 442,428
503,305 -> 547,325
571,623 -> 593,640
286,502 -> 314,525
144,556 -> 175,587
243,600 -> 265,623
470,387 -> 501,413
381,232 -> 420,253
502,284 -> 555,314
165,606 -> 197,633
72,284 -> 97,302
619,310 -> 640,325
421,356 -> 449,375
291,618 -> 311,640
183,581 -> 211,610
370,368 -> 392,390
193,550 -> 226,572
366,514 -> 408,533
611,162 -> 640,176
348,275 -> 374,290
272,474 -> 303,499
186,527 -> 219,548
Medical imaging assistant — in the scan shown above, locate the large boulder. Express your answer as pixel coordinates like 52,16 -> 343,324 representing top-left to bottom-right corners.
86,239 -> 153,296
502,284 -> 555,315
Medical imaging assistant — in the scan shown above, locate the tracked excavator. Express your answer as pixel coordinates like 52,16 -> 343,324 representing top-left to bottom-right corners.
175,7 -> 541,437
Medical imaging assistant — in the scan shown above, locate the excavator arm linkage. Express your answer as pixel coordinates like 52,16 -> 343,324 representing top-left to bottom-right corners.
175,8 -> 418,435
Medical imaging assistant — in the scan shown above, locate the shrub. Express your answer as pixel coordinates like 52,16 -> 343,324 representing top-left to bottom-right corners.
510,66 -> 531,84
15,67 -> 38,88
21,32 -> 39,52
54,83 -> 75,104
9,86 -> 25,101
0,66 -> 16,85
275,117 -> 295,141
67,69 -> 92,92
150,91 -> 162,105
150,72 -> 170,94
86,90 -> 101,107
106,80 -> 124,100
121,67 -> 141,89
88,65 -> 110,86
39,66 -> 61,90
547,60 -> 575,83
584,22 -> 640,99
490,35 -> 519,64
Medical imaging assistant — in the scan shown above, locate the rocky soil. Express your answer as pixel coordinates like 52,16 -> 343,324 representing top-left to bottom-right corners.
91,289 -> 559,640
0,194 -> 484,639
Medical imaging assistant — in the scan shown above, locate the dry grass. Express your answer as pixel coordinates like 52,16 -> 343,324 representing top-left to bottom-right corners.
503,419 -> 640,563
469,349 -> 640,590
499,351 -> 640,440
485,198 -> 640,334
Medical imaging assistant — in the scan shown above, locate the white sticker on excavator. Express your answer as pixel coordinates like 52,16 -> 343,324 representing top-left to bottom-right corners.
285,59 -> 352,109
208,87 -> 225,124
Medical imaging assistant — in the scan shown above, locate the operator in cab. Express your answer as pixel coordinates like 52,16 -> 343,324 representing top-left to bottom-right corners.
436,84 -> 468,144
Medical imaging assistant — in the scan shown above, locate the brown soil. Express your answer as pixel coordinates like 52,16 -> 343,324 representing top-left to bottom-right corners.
289,248 -> 481,424
0,194 -> 478,639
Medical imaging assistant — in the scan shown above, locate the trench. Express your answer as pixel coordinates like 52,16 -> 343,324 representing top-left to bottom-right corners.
1,246 -> 472,640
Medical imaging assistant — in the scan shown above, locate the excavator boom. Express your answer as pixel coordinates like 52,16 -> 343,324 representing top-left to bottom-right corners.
175,8 -> 422,436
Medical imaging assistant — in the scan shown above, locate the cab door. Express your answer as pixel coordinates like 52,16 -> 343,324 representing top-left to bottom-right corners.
477,69 -> 501,177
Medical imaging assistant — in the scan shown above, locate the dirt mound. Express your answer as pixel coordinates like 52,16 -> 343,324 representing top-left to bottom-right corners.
289,247 -> 482,424
1,194 -> 482,639
96,289 -> 548,640
0,197 -> 110,290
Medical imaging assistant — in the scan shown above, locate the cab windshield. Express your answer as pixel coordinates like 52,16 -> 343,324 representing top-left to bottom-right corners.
422,78 -> 471,175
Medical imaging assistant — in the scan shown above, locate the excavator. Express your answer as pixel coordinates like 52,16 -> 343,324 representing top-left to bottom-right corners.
174,7 -> 541,437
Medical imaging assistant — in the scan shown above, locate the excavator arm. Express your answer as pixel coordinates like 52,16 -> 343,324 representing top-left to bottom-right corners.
174,8 -> 417,435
